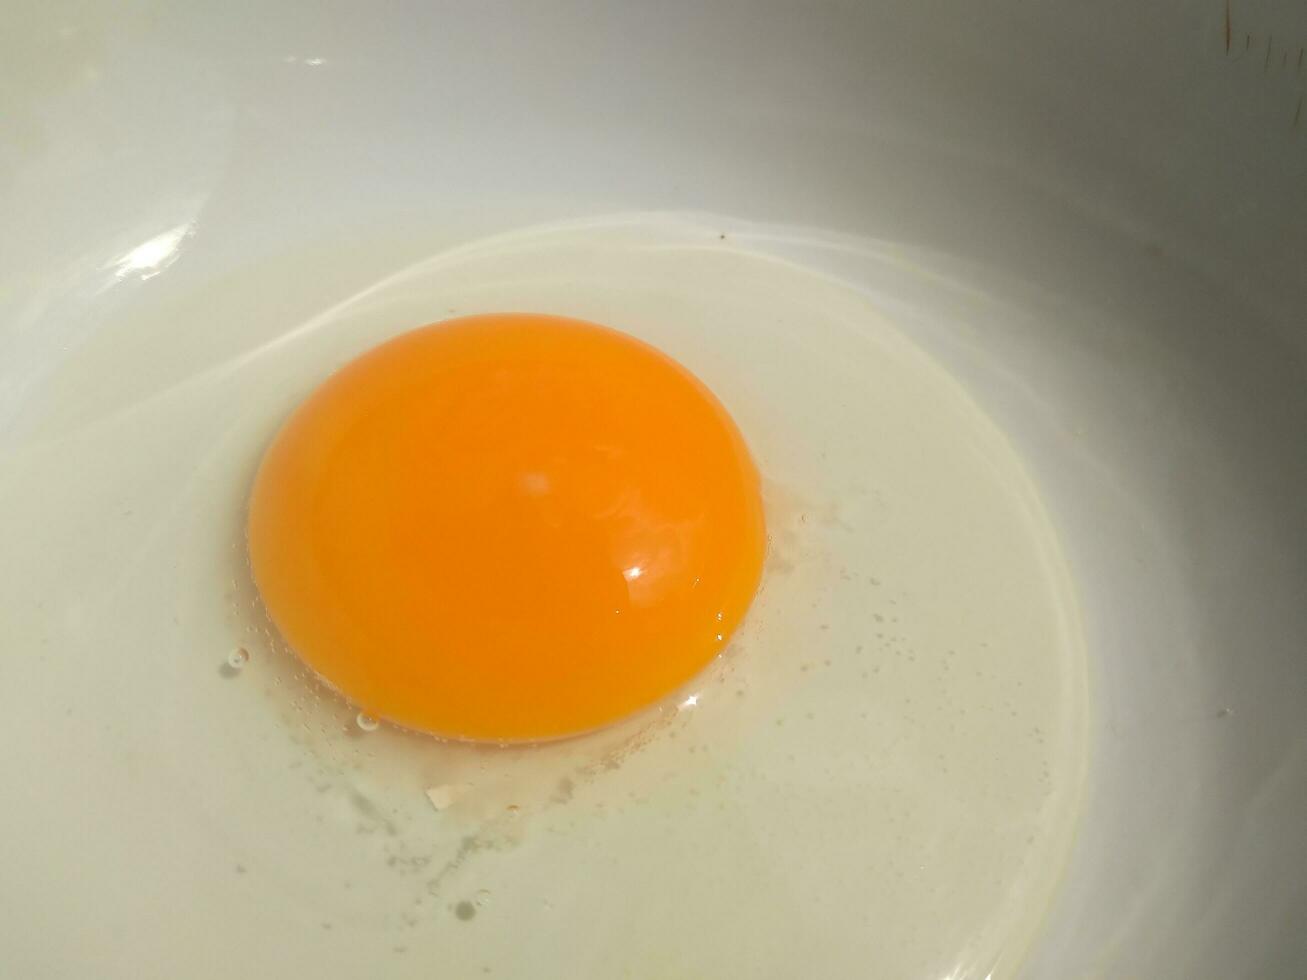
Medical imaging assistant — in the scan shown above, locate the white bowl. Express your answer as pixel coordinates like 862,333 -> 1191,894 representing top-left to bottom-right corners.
3,2 -> 1304,977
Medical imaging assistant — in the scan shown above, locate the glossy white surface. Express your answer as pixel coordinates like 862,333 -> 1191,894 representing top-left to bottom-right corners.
0,213 -> 1090,979
2,2 -> 1305,978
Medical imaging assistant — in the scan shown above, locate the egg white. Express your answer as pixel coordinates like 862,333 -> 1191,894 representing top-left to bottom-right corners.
0,213 -> 1086,980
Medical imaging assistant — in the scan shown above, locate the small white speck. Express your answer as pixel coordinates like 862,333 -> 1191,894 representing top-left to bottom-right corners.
426,784 -> 471,811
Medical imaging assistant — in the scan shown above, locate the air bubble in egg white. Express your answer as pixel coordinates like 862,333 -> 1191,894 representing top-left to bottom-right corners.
355,712 -> 380,732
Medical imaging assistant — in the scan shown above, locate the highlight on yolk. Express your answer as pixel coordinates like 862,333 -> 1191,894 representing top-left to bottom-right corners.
247,313 -> 766,741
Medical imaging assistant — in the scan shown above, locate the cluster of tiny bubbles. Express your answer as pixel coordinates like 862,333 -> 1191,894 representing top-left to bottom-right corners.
355,712 -> 380,732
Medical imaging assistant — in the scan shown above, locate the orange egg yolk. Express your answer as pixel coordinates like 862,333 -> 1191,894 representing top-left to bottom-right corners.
247,313 -> 766,741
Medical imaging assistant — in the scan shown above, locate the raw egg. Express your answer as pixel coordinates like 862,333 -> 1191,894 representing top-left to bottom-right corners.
247,313 -> 766,741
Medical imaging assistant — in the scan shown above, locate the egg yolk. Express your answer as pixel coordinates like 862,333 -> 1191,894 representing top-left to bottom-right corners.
247,313 -> 766,741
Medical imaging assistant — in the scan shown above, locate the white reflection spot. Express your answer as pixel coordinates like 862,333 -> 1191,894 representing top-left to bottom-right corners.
622,566 -> 643,581
111,225 -> 189,280
679,694 -> 699,710
521,472 -> 550,496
